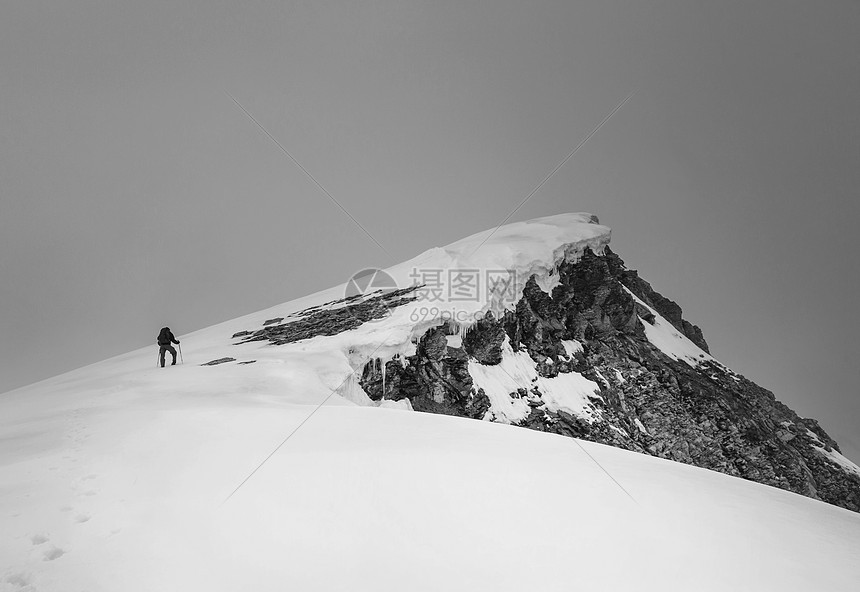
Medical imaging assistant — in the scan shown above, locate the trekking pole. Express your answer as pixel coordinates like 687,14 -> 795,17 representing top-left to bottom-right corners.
156,349 -> 160,368
178,343 -> 184,365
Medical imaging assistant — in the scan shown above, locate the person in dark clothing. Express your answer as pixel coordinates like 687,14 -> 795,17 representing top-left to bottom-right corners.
157,327 -> 180,367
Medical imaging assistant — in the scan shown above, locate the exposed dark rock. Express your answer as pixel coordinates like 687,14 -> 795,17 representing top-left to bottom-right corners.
202,357 -> 235,366
263,317 -> 284,326
462,311 -> 506,365
555,248 -> 641,340
236,287 -> 420,347
231,331 -> 252,339
360,326 -> 487,419
501,278 -> 570,366
634,304 -> 655,325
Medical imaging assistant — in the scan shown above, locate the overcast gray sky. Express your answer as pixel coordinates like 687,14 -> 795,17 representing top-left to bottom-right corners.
2,1 -> 858,459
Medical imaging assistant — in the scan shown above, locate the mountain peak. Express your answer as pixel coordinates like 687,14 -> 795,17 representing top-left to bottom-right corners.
401,211 -> 611,278
3,213 -> 860,590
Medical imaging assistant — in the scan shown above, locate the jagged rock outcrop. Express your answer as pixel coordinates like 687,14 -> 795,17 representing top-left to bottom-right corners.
235,287 -> 420,346
358,247 -> 860,512
361,325 -> 490,419
603,248 -> 709,352
462,311 -> 506,364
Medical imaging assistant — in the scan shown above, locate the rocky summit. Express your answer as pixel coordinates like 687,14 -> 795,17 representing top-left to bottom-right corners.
224,214 -> 859,512
356,246 -> 860,512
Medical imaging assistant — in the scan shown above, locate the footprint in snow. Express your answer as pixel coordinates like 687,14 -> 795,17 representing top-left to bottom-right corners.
72,475 -> 98,489
43,546 -> 65,561
74,513 -> 91,523
4,572 -> 32,588
30,533 -> 49,545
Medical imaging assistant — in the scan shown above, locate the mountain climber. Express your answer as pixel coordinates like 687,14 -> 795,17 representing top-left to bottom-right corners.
157,327 -> 181,367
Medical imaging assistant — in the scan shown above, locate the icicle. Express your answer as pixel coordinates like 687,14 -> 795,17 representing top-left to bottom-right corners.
382,361 -> 386,400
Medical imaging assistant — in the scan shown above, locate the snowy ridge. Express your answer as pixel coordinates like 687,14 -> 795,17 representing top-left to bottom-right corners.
385,212 -> 610,319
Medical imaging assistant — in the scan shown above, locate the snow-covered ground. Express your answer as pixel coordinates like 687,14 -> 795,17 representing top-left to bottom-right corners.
469,338 -> 601,424
3,213 -> 860,591
3,362 -> 860,591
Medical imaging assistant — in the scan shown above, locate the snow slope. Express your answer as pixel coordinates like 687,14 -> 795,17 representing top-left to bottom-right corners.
3,213 -> 860,591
